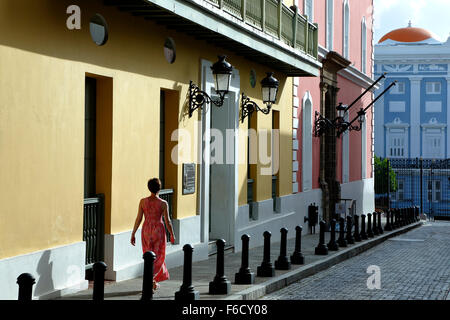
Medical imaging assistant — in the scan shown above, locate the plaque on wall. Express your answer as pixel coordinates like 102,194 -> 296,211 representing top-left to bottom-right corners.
182,163 -> 195,195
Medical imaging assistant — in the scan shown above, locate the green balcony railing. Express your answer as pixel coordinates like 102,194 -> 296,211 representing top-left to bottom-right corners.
206,0 -> 318,59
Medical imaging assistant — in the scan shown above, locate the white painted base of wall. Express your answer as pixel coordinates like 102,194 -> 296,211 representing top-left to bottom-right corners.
234,179 -> 375,253
340,178 -> 375,215
292,187 -> 324,225
0,242 -> 88,300
235,194 -> 301,252
103,216 -> 208,282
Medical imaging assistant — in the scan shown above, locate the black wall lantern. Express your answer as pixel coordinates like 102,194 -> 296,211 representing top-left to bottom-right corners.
314,72 -> 396,138
188,55 -> 233,118
241,72 -> 279,123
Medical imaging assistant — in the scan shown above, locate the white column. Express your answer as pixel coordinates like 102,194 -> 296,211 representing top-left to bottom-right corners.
447,78 -> 450,158
410,77 -> 422,157
361,115 -> 367,179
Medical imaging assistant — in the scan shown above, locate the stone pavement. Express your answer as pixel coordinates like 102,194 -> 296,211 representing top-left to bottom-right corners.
261,220 -> 450,300
55,218 -> 422,300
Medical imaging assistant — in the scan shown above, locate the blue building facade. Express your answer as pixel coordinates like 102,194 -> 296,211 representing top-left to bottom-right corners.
374,25 -> 450,218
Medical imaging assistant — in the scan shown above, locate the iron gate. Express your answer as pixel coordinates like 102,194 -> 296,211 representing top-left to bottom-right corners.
159,189 -> 174,242
375,157 -> 450,220
83,194 -> 105,267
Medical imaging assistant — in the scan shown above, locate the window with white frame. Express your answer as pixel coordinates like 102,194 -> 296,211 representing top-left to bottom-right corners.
390,81 -> 405,94
326,0 -> 334,50
426,82 -> 441,94
427,180 -> 441,202
304,0 -> 314,22
361,17 -> 367,74
343,0 -> 350,59
388,135 -> 406,158
393,179 -> 404,201
423,134 -> 443,158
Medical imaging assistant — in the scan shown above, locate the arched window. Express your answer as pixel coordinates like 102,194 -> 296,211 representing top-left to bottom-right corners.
343,0 -> 350,59
304,0 -> 314,22
326,0 -> 334,50
302,92 -> 313,191
361,17 -> 367,74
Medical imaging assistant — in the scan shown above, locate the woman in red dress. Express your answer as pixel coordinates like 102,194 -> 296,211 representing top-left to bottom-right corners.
131,178 -> 175,292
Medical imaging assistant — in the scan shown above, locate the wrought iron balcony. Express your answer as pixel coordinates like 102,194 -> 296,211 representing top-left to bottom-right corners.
105,0 -> 320,76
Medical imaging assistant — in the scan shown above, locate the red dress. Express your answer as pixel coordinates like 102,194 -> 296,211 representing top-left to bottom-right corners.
141,196 -> 170,282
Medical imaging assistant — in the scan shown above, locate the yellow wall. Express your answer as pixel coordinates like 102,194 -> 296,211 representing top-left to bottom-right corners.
0,0 -> 294,258
237,76 -> 293,204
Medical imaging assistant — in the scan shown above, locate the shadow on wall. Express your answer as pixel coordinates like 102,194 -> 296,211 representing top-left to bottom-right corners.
34,250 -> 54,297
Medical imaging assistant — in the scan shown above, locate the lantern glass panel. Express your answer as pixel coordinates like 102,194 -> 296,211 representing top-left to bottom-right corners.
270,87 -> 278,103
358,112 -> 365,123
262,86 -> 271,103
214,73 -> 231,93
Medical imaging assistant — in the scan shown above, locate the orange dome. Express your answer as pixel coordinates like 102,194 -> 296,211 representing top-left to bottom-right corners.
378,27 -> 434,43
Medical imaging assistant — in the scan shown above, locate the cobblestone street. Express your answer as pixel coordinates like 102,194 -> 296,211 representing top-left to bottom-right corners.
261,221 -> 450,300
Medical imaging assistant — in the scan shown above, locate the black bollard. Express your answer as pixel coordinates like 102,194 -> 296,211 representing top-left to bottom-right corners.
275,228 -> 291,270
353,215 -> 361,242
17,273 -> 35,301
291,226 -> 305,264
142,251 -> 156,301
372,212 -> 379,236
384,210 -> 392,231
360,214 -> 368,240
337,217 -> 347,247
366,213 -> 374,238
327,219 -> 339,251
257,231 -> 275,277
406,208 -> 410,224
315,220 -> 329,255
235,234 -> 255,284
93,261 -> 107,301
392,209 -> 397,229
175,244 -> 199,301
377,212 -> 384,234
345,216 -> 355,244
209,239 -> 231,294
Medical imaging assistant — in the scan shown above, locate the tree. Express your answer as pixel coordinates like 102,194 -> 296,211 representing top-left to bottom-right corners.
374,156 -> 397,194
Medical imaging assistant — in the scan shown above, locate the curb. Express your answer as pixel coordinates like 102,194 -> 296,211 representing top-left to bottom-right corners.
225,221 -> 423,300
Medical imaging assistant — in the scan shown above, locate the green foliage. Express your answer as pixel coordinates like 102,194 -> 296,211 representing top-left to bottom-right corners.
374,156 -> 397,194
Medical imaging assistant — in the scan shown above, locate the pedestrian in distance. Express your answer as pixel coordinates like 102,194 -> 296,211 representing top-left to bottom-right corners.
131,178 -> 176,293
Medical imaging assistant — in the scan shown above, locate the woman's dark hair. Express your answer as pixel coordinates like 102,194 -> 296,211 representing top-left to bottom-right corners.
147,178 -> 161,194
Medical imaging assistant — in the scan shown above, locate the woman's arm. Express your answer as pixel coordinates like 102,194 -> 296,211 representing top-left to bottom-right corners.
162,201 -> 176,244
131,199 -> 144,246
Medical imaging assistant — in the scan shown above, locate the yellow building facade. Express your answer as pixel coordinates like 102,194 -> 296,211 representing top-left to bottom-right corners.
0,0 -> 319,299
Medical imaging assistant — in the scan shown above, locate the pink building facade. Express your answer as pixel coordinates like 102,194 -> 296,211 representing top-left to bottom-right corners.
292,0 -> 376,223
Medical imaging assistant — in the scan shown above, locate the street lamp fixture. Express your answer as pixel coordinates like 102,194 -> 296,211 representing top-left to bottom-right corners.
188,55 -> 233,118
241,72 -> 279,123
314,73 -> 397,137
314,102 -> 349,137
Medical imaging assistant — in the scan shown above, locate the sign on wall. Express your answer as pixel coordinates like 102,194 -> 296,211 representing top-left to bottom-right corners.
182,163 -> 196,195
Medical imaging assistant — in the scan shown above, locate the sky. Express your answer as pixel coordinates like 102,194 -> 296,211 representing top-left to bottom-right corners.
373,0 -> 450,43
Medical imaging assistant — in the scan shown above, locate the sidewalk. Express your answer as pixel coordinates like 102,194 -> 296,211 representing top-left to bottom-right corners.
56,219 -> 423,300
